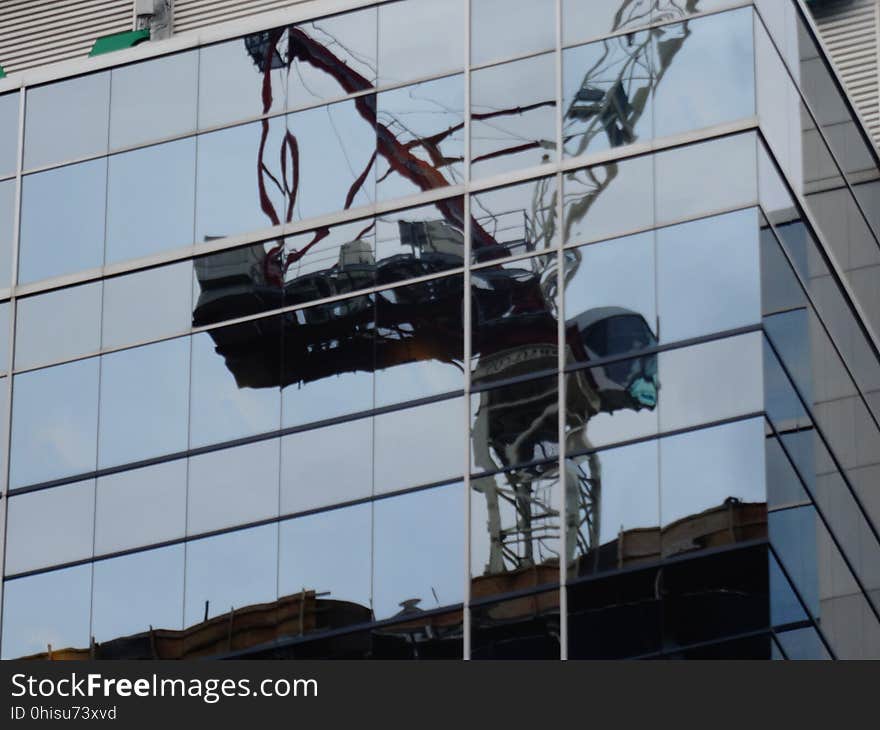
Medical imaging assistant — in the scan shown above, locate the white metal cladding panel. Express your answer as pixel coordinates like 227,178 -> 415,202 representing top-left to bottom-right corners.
814,0 -> 880,147
0,0 -> 132,74
172,0 -> 312,34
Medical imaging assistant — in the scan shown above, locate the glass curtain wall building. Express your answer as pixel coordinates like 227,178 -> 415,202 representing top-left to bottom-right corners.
0,0 -> 879,660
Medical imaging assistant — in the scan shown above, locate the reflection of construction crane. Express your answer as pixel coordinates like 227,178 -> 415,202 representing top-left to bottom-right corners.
196,2 -> 686,591
470,1 -> 692,579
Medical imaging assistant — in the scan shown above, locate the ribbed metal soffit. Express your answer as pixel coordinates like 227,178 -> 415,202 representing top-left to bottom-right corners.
813,0 -> 880,147
0,0 -> 132,74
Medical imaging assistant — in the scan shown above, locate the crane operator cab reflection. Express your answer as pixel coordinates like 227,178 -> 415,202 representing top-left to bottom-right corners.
567,306 -> 659,415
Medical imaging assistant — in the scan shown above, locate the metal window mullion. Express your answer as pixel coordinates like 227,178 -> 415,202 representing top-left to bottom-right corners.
555,0 -> 567,662
462,0 -> 472,662
0,84 -> 26,656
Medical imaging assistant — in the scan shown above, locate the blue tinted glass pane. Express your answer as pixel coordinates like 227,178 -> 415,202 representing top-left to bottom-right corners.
471,53 -> 557,179
195,118 -> 287,243
656,208 -> 761,343
378,0 -> 464,85
563,31 -> 653,158
184,524 -> 278,627
0,92 -> 18,178
19,159 -> 107,284
472,0 -> 555,66
5,480 -> 95,575
653,9 -> 755,139
91,545 -> 185,643
10,358 -> 99,488
106,137 -> 196,264
24,73 -> 109,170
198,33 -> 287,129
109,51 -> 198,150
286,99 -> 376,220
377,75 -> 464,201
98,338 -> 190,469
288,7 -> 378,106
189,323 -> 281,448
1,565 -> 92,659
374,484 -> 464,619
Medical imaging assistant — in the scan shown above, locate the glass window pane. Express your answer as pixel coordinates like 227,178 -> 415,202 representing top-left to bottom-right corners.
564,231 -> 657,363
98,337 -> 190,469
102,261 -> 193,350
94,460 -> 187,555
193,240 -> 285,327
5,480 -> 95,575
281,296 -> 374,428
563,30 -> 653,158
188,440 -> 280,535
471,53 -> 557,179
278,505 -> 372,623
285,98 -> 376,221
567,439 -> 660,578
198,32 -> 287,129
776,626 -> 831,660
563,153 -> 654,246
189,321 -> 281,448
375,275 -> 464,407
652,8 -> 755,139
374,200 -> 464,280
662,546 -> 771,653
195,117 -> 288,244
471,468 -> 560,591
15,282 -> 102,370
288,7 -> 378,106
280,417 -> 371,514
472,254 -> 557,387
658,332 -> 764,433
377,75 -> 464,201
284,217 -> 377,306
472,0 -> 556,66
109,51 -> 198,150
568,567 -> 661,658
471,589 -> 560,659
18,159 -> 107,284
0,92 -> 18,178
0,180 -> 14,289
91,545 -> 185,644
655,133 -> 758,225
374,483 -> 464,619
378,0 -> 464,84
24,73 -> 109,170
472,375 -> 559,473
1,565 -> 92,659
660,418 -> 767,559
184,524 -> 278,626
10,357 -> 99,488
563,0 -> 650,46
567,347 -> 660,450
472,177 -> 558,263
375,397 -> 463,494
106,137 -> 196,264
657,208 -> 761,343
